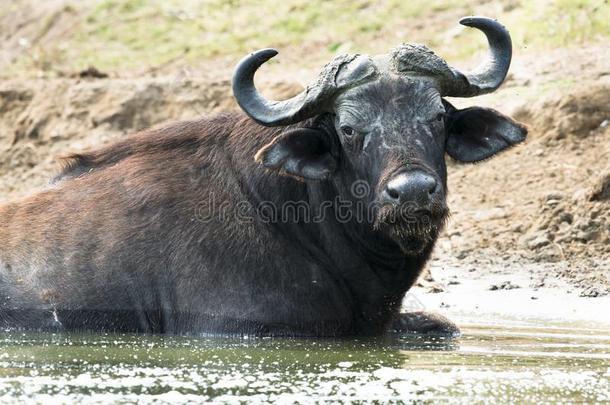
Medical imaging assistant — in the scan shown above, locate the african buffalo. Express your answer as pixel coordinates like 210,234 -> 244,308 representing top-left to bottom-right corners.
0,17 -> 526,336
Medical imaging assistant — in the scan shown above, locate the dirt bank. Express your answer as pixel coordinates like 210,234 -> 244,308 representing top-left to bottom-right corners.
0,76 -> 300,198
438,75 -> 610,295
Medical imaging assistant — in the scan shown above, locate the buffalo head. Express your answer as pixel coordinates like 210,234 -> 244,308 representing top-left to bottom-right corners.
232,16 -> 527,255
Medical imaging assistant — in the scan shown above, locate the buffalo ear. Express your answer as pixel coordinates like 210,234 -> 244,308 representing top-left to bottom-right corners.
444,102 -> 527,163
255,128 -> 336,180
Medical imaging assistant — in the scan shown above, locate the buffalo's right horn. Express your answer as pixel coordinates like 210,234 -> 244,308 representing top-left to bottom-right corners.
232,49 -> 325,126
442,16 -> 512,97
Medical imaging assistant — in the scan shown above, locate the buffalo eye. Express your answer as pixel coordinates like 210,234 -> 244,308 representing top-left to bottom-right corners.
341,125 -> 355,137
434,112 -> 445,122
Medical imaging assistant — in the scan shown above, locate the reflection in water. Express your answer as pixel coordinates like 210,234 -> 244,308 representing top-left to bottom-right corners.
0,325 -> 608,402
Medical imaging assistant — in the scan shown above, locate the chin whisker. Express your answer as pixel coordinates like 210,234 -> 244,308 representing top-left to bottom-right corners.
373,204 -> 449,254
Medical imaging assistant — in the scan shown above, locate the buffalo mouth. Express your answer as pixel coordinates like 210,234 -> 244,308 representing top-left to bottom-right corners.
374,205 -> 448,256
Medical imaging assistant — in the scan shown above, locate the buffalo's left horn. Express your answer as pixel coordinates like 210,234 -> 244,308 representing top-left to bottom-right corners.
232,48 -> 324,126
443,16 -> 512,97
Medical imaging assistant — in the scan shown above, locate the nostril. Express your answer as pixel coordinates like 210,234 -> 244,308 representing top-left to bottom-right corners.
427,179 -> 439,196
386,185 -> 400,201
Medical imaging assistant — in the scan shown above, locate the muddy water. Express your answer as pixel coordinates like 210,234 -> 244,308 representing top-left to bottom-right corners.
0,325 -> 608,403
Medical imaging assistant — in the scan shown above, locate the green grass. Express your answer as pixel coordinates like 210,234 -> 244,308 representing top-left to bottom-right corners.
516,0 -> 610,47
8,0 -> 610,76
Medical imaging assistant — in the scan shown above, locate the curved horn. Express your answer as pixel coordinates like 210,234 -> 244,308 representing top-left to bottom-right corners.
443,16 -> 512,97
232,49 -> 322,126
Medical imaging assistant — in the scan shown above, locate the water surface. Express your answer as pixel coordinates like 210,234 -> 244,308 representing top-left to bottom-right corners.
0,324 -> 608,403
